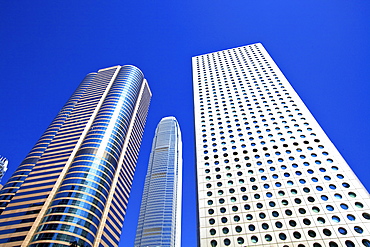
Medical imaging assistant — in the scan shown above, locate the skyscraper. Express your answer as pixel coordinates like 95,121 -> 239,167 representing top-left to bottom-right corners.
135,116 -> 182,247
193,43 -> 370,247
0,156 -> 8,183
0,65 -> 151,247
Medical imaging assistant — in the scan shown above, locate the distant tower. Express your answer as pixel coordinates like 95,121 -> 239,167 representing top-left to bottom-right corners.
135,116 -> 182,247
0,156 -> 8,182
193,43 -> 370,247
0,65 -> 151,247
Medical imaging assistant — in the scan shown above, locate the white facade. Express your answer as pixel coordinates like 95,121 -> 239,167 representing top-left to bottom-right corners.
192,43 -> 370,247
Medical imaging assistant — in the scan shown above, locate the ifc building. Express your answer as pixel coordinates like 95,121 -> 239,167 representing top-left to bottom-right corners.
135,116 -> 182,247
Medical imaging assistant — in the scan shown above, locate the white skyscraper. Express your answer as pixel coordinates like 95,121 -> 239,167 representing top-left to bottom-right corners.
192,43 -> 370,247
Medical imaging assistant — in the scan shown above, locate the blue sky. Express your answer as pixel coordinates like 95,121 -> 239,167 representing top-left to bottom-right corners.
0,1 -> 369,246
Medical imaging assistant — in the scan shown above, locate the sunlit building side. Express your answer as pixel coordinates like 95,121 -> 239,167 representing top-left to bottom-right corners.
0,65 -> 151,247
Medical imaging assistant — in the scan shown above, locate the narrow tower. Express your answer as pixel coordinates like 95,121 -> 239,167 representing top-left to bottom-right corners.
0,65 -> 151,247
192,43 -> 370,247
135,116 -> 182,247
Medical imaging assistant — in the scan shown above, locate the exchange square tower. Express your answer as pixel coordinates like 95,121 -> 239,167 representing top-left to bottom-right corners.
0,65 -> 151,247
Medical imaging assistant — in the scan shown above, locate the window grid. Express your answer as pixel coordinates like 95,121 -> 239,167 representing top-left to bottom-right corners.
193,43 -> 370,247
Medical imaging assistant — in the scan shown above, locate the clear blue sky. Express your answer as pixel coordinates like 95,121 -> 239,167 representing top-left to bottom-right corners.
1,1 -> 369,246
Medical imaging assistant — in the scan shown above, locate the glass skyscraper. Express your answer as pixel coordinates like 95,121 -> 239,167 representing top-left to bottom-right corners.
135,116 -> 182,247
0,156 -> 8,183
0,65 -> 151,247
193,43 -> 370,247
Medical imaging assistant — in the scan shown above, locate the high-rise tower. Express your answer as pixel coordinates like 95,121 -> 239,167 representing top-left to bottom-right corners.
135,116 -> 182,247
0,65 -> 151,247
0,156 -> 8,183
193,43 -> 370,247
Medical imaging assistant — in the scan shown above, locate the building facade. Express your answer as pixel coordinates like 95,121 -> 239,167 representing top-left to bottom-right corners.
193,43 -> 370,247
0,65 -> 151,247
0,156 -> 8,183
135,116 -> 182,247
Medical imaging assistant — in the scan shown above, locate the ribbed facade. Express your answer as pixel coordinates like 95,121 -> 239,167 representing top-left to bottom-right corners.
0,156 -> 8,183
135,116 -> 182,247
0,65 -> 151,247
193,43 -> 370,247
